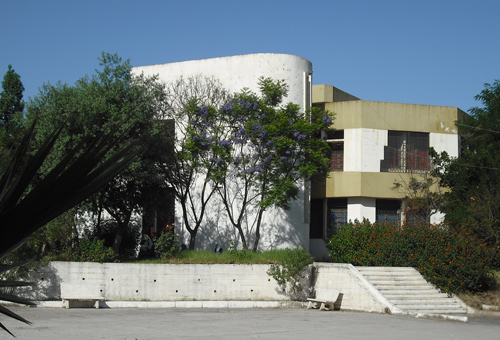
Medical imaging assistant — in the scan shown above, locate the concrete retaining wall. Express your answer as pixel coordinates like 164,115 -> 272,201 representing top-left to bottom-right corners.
313,263 -> 394,313
24,262 -> 392,313
30,261 -> 290,302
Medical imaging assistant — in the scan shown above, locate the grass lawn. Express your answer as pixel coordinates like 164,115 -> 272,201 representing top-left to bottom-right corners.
130,249 -> 300,265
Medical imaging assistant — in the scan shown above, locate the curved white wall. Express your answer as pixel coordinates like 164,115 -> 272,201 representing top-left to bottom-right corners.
133,53 -> 312,112
132,54 -> 313,251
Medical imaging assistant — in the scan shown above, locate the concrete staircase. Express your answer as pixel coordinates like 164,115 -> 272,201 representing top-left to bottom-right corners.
356,266 -> 468,315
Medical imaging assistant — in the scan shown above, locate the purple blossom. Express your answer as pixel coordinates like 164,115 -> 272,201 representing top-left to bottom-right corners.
221,104 -> 232,113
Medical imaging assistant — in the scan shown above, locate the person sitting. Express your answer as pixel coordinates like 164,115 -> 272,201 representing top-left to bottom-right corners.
139,233 -> 154,258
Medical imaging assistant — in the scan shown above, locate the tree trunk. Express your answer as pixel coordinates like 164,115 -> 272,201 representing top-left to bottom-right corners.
252,207 -> 265,252
111,212 -> 132,254
236,225 -> 247,250
188,232 -> 196,250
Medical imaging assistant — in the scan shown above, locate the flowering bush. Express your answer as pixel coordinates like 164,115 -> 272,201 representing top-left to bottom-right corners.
154,224 -> 178,261
327,220 -> 496,293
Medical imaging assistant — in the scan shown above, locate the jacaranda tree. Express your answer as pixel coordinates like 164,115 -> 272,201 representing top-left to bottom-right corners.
186,78 -> 334,251
160,76 -> 231,250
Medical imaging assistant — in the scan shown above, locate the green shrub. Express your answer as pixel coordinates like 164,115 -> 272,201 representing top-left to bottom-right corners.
267,247 -> 314,300
154,224 -> 178,261
68,239 -> 118,263
327,221 -> 496,293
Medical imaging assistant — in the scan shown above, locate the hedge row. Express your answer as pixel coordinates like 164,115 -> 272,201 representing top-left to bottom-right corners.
327,220 -> 496,293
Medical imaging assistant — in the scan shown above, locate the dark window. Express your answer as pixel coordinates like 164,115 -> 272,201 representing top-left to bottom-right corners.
309,199 -> 324,239
376,199 -> 401,224
381,131 -> 429,172
328,198 -> 347,235
326,130 -> 344,172
330,143 -> 344,171
310,198 -> 347,239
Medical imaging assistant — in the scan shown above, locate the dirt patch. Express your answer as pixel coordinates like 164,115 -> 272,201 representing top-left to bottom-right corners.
458,271 -> 500,310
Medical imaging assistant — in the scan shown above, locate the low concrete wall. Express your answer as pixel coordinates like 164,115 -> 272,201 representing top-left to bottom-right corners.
30,262 -> 291,302
23,262 -> 393,313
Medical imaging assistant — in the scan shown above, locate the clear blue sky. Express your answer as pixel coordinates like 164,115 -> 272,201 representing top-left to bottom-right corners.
1,0 -> 499,113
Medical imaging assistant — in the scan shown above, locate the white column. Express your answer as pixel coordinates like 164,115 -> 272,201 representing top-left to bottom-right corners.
348,197 -> 376,223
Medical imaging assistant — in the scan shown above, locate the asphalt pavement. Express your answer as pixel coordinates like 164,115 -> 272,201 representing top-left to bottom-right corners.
3,306 -> 500,340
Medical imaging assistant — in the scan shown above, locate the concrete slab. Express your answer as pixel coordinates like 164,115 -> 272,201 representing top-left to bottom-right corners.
3,306 -> 500,340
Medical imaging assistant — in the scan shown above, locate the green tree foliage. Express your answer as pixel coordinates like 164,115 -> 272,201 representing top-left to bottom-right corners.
26,53 -> 171,255
160,76 -> 231,250
220,78 -> 333,251
66,239 -> 118,263
392,170 -> 445,224
267,247 -> 313,300
186,77 -> 333,251
0,65 -> 26,170
0,65 -> 24,128
0,117 -> 141,335
432,80 -> 500,248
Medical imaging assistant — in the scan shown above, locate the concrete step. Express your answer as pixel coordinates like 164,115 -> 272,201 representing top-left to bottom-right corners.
355,266 -> 468,315
357,267 -> 417,273
377,287 -> 438,292
362,274 -> 426,280
369,280 -> 432,286
387,296 -> 452,301
403,308 -> 468,314
396,302 -> 464,309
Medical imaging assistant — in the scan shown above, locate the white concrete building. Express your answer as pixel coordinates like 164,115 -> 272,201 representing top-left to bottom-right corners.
133,54 -> 464,259
133,54 -> 313,252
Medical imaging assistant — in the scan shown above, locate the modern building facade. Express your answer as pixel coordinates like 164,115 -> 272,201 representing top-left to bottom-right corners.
132,54 -> 464,259
309,84 -> 465,258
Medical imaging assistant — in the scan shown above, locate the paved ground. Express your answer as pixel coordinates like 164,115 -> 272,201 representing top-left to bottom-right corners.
3,306 -> 500,340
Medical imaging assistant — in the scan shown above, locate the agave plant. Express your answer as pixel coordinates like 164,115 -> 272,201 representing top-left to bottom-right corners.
0,263 -> 35,336
0,118 -> 142,335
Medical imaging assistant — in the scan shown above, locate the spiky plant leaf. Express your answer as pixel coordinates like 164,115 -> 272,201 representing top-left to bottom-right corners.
0,120 -> 142,335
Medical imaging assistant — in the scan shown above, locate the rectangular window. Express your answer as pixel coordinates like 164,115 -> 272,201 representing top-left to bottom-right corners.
330,143 -> 344,171
327,198 -> 347,235
381,131 -> 429,172
309,198 -> 347,238
376,199 -> 401,224
325,130 -> 344,172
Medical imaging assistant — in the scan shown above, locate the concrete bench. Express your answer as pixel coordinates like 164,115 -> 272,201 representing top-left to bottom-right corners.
61,283 -> 105,309
307,288 -> 341,311
63,297 -> 104,309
